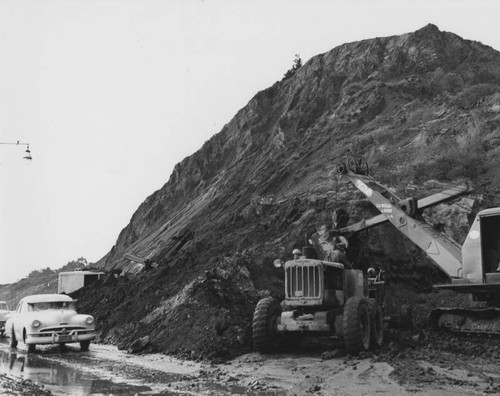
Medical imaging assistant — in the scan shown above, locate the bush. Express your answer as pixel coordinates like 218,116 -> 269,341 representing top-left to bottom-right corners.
413,133 -> 486,182
406,106 -> 437,125
343,82 -> 364,97
452,84 -> 499,110
426,69 -> 464,96
282,54 -> 302,81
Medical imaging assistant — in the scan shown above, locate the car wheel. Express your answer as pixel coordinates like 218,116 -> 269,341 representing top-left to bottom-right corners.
10,330 -> 17,348
80,340 -> 90,351
23,329 -> 36,353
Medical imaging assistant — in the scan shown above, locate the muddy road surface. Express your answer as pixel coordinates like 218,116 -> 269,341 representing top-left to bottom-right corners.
0,336 -> 499,395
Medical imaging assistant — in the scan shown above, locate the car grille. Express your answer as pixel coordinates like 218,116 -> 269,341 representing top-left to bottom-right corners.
39,326 -> 88,333
286,265 -> 321,298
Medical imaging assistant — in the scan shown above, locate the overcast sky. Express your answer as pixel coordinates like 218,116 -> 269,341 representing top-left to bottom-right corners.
0,0 -> 498,284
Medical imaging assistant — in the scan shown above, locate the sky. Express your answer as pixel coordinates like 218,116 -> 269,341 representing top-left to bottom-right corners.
0,0 -> 499,284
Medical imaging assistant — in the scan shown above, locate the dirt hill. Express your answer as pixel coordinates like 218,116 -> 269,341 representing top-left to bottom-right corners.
60,24 -> 500,359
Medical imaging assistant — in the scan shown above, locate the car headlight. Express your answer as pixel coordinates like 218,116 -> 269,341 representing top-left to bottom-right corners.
32,320 -> 41,328
85,317 -> 94,325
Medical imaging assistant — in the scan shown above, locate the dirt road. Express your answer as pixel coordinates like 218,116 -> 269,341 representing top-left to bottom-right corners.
206,348 -> 500,396
2,337 -> 500,395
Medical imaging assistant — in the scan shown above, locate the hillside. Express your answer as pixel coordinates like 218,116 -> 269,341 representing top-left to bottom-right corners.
0,259 -> 88,309
97,23 -> 500,272
8,24 -> 500,360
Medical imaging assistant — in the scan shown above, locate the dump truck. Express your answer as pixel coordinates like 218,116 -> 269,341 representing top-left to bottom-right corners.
334,156 -> 500,334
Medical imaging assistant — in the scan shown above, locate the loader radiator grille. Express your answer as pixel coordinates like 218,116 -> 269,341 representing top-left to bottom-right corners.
286,265 -> 321,298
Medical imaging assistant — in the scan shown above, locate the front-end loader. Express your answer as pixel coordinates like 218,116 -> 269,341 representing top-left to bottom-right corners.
252,245 -> 386,355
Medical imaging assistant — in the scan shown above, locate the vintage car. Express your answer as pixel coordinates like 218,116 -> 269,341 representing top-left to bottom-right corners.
0,301 -> 15,337
5,294 -> 96,353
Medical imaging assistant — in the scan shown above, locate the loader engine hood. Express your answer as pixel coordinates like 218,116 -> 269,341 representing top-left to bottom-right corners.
284,259 -> 344,306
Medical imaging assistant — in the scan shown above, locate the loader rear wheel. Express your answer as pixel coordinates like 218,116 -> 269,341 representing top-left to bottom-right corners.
343,296 -> 371,355
368,299 -> 384,348
252,297 -> 282,353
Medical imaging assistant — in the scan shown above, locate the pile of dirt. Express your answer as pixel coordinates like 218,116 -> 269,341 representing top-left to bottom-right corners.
76,253 -> 270,360
70,24 -> 500,360
377,326 -> 500,394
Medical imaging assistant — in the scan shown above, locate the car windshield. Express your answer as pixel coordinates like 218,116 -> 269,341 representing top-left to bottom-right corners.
0,303 -> 8,310
28,301 -> 75,311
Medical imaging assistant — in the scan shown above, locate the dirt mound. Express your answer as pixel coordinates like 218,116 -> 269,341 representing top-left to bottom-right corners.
378,322 -> 500,394
362,288 -> 500,393
76,254 -> 270,360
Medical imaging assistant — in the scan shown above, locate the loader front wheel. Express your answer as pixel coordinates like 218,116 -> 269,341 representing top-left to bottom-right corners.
252,297 -> 282,353
343,296 -> 371,355
368,299 -> 384,348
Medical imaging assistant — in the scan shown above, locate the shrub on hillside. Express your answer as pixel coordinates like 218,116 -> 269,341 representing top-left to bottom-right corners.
406,106 -> 436,125
282,54 -> 302,81
413,133 -> 486,182
452,84 -> 499,110
343,81 -> 364,97
426,68 -> 464,96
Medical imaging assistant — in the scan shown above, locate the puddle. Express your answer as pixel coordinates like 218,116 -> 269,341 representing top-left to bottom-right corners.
0,342 -> 185,395
0,340 -> 260,395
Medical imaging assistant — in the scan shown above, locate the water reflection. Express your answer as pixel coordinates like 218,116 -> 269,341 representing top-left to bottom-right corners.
0,342 -> 250,396
0,347 -> 151,395
2,350 -> 87,394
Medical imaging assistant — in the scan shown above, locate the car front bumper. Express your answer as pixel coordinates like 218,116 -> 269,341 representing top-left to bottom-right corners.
26,330 -> 96,345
